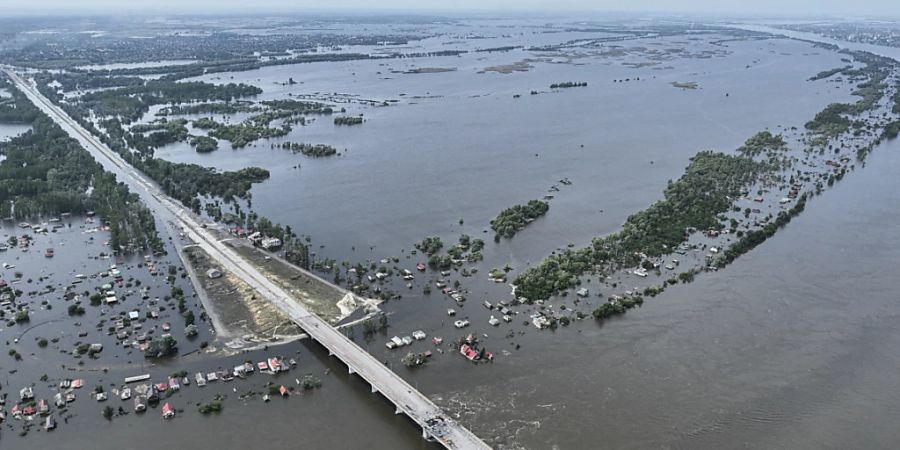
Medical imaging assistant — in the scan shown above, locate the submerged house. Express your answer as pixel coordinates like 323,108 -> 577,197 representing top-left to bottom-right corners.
134,396 -> 148,413
162,402 -> 175,419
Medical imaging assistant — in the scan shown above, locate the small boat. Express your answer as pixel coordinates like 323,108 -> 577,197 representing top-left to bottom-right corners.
416,262 -> 426,271
447,309 -> 456,316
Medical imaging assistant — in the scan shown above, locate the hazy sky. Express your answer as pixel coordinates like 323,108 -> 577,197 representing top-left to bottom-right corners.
0,0 -> 897,18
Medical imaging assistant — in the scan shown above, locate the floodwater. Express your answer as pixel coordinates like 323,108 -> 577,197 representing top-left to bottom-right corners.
7,20 -> 900,449
156,33 -> 854,271
0,123 -> 30,141
75,60 -> 197,71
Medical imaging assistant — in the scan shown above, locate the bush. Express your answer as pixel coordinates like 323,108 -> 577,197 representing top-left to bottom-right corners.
198,400 -> 223,414
14,309 -> 29,323
144,336 -> 178,359
490,200 -> 549,238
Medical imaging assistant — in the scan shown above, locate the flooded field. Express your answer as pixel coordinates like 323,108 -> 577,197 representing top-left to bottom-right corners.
3,16 -> 900,450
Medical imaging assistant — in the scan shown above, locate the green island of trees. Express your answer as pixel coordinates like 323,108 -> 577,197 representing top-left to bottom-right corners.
550,81 -> 588,89
126,118 -> 189,152
93,118 -> 270,207
808,65 -> 852,81
883,120 -> 900,140
593,295 -> 644,321
893,91 -> 900,114
490,200 -> 550,238
0,83 -> 163,254
198,399 -> 223,414
334,116 -> 364,125
277,141 -> 338,157
157,101 -> 259,116
260,99 -> 334,115
424,234 -> 485,269
77,80 -> 262,123
184,100 -> 337,149
415,236 -> 444,255
737,131 -> 787,158
189,135 -> 219,153
514,51 -> 894,302
202,120 -> 291,149
714,193 -> 808,268
514,151 -> 765,301
806,52 -> 890,138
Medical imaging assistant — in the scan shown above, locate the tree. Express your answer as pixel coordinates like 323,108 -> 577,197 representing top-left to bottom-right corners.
102,405 -> 114,421
145,336 -> 178,358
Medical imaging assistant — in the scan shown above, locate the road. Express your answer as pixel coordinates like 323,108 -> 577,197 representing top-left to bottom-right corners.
3,68 -> 489,450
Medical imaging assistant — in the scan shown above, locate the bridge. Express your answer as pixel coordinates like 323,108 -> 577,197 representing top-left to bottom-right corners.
3,68 -> 489,450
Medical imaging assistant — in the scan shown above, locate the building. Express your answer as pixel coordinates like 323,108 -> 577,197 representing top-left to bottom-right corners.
260,237 -> 282,250
162,402 -> 175,419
